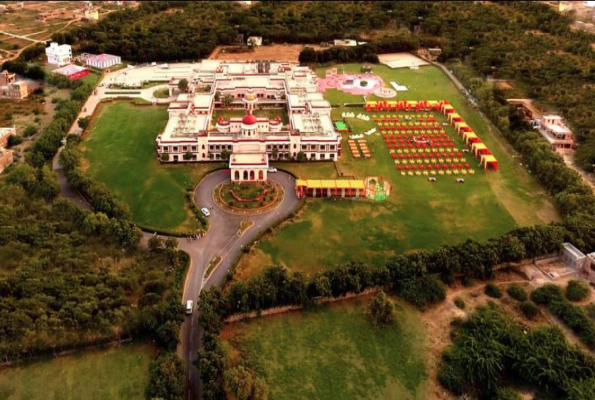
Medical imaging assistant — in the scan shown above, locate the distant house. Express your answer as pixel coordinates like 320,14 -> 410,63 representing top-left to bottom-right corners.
247,36 -> 263,47
46,42 -> 72,66
538,115 -> 575,154
85,54 -> 122,69
83,8 -> 99,21
0,81 -> 33,100
0,70 -> 16,86
561,243 -> 587,271
334,39 -> 358,47
53,64 -> 90,81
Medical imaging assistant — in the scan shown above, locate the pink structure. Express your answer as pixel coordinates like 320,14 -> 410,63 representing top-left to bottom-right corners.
318,73 -> 383,96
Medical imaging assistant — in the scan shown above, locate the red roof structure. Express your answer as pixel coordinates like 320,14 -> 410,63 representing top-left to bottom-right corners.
242,111 -> 257,125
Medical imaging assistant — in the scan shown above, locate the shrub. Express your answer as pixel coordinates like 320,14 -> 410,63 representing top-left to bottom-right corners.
7,135 -> 23,147
146,352 -> 185,400
520,300 -> 540,320
453,297 -> 465,310
566,279 -> 591,302
461,276 -> 475,287
506,284 -> 528,302
24,125 -> 37,137
586,303 -> 595,320
531,284 -> 564,305
485,283 -> 503,299
368,291 -> 395,326
493,387 -> 523,400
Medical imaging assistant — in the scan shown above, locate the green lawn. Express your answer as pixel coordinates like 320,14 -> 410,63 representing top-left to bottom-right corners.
83,101 -> 222,233
0,344 -> 155,400
225,297 -> 427,400
322,88 -> 364,105
153,88 -> 170,98
80,71 -> 101,88
237,64 -> 559,277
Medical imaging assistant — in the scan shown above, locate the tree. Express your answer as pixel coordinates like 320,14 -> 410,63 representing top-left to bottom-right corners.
146,352 -> 185,400
178,78 -> 188,93
24,125 -> 37,137
183,152 -> 193,161
566,279 -> 590,302
77,116 -> 91,130
296,151 -> 306,162
7,135 -> 23,148
222,95 -> 234,109
271,146 -> 278,160
148,236 -> 165,252
161,153 -> 169,162
368,291 -> 395,326
156,320 -> 181,350
220,149 -> 230,161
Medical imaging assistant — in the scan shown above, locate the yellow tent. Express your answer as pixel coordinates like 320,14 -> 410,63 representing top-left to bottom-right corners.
448,113 -> 462,124
472,143 -> 488,157
480,154 -> 499,171
455,122 -> 470,135
441,104 -> 454,114
463,132 -> 479,144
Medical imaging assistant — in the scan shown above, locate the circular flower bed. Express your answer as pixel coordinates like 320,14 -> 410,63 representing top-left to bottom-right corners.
217,181 -> 283,212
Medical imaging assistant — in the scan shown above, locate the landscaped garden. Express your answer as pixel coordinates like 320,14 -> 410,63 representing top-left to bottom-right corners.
82,101 -> 222,234
223,297 -> 428,400
235,63 -> 559,278
0,344 -> 155,400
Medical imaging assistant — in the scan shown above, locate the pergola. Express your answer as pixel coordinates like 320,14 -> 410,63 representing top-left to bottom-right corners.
295,179 -> 366,198
464,131 -> 480,145
472,142 -> 490,157
480,154 -> 499,171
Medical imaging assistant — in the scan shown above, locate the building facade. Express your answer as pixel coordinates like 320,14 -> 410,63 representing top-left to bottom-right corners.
155,61 -> 341,181
46,42 -> 72,66
0,81 -> 32,100
538,115 -> 575,154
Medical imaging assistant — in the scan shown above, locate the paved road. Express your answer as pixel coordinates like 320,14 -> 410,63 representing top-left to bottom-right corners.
180,170 -> 299,400
52,152 -> 299,399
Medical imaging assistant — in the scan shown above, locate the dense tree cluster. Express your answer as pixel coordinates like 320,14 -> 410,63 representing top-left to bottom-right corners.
146,351 -> 185,400
439,303 -> 595,400
532,284 -> 595,350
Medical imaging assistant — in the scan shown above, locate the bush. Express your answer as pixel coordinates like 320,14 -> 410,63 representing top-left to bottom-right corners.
461,276 -> 475,287
506,284 -> 528,302
485,283 -> 503,299
368,291 -> 395,326
146,352 -> 185,400
520,300 -> 540,320
7,135 -> 23,148
566,279 -> 591,302
586,303 -> 595,320
24,125 -> 37,137
531,284 -> 564,305
493,387 -> 523,400
453,297 -> 465,310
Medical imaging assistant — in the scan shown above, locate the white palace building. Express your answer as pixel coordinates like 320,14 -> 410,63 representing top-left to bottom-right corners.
156,60 -> 341,182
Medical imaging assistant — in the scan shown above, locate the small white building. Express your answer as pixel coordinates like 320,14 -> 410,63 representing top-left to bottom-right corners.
45,42 -> 72,66
334,39 -> 358,47
561,242 -> 587,270
247,36 -> 262,47
86,53 -> 122,69
585,253 -> 595,282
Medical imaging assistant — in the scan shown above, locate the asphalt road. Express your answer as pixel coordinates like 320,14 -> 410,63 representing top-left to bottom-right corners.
52,150 -> 299,399
180,169 -> 300,400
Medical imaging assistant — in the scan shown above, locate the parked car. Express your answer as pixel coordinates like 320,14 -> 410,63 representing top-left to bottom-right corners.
185,300 -> 194,314
201,207 -> 211,217
268,167 -> 277,173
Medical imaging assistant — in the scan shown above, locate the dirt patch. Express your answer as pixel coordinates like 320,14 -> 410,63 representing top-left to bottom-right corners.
210,44 -> 325,63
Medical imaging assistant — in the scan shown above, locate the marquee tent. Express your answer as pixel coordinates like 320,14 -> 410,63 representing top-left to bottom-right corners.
480,154 -> 499,171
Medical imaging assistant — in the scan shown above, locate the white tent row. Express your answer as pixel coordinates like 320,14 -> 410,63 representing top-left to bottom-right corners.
357,114 -> 370,121
342,112 -> 356,118
349,134 -> 364,139
364,128 -> 376,136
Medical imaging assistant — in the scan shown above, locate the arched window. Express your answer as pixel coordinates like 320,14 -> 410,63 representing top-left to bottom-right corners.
243,170 -> 248,180
258,170 -> 264,180
202,144 -> 205,150
249,170 -> 255,180
234,171 -> 240,181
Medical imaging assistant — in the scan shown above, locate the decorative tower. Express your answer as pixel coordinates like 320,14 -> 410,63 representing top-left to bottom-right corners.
243,89 -> 258,112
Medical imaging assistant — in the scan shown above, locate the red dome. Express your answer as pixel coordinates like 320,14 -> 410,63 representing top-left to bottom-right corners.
242,112 -> 257,125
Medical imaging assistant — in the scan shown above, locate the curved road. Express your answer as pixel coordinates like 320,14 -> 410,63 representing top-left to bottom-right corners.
52,151 -> 298,399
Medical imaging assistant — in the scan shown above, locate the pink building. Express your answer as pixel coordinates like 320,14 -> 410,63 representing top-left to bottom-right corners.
539,115 -> 575,154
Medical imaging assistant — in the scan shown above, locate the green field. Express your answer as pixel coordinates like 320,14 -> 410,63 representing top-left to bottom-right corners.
237,64 -> 558,277
0,344 -> 155,400
83,101 -> 221,233
225,298 -> 427,400
322,88 -> 364,105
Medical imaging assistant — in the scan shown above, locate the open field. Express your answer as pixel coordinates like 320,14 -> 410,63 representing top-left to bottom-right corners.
209,44 -> 325,63
235,64 -> 559,278
224,297 -> 427,400
0,343 -> 155,400
83,101 -> 222,233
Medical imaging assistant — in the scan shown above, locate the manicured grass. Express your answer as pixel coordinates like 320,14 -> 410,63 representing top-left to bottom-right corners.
225,297 -> 427,400
80,71 -> 101,88
0,343 -> 155,400
153,88 -> 170,98
322,88 -> 364,105
237,64 -> 559,277
83,101 -> 222,233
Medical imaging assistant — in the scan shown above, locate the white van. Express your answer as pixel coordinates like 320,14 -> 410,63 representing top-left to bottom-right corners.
185,300 -> 194,314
